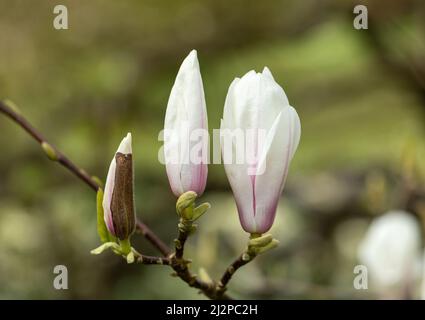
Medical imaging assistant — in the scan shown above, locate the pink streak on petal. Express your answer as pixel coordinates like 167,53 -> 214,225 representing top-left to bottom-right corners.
189,163 -> 207,196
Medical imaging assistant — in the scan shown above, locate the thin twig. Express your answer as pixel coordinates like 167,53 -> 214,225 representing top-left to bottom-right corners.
174,219 -> 190,260
171,218 -> 232,299
135,254 -> 171,265
0,100 -> 100,191
0,100 -> 171,257
217,252 -> 254,297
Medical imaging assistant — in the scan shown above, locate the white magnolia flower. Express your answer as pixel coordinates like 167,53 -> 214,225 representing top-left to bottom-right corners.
221,67 -> 300,234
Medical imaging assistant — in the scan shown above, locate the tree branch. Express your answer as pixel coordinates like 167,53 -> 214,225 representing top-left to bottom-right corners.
219,254 -> 252,289
135,253 -> 171,265
0,99 -> 235,299
217,252 -> 254,297
174,219 -> 190,260
0,100 -> 171,257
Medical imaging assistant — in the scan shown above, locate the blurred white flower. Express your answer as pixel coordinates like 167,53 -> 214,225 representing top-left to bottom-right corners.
358,210 -> 422,297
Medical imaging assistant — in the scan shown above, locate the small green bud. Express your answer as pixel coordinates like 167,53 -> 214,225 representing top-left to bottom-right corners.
176,191 -> 197,219
253,239 -> 280,255
248,234 -> 273,248
41,142 -> 59,161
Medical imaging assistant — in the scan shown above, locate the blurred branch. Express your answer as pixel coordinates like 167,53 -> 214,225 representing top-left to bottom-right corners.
0,100 -> 171,257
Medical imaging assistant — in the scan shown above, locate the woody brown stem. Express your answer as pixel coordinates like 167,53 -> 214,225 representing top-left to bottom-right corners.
135,254 -> 171,265
170,218 -> 232,299
217,252 -> 256,297
174,218 -> 191,260
169,253 -> 231,300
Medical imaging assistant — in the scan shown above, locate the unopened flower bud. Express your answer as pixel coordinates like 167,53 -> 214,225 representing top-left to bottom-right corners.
103,133 -> 136,240
221,67 -> 300,234
164,50 -> 208,197
176,191 -> 197,220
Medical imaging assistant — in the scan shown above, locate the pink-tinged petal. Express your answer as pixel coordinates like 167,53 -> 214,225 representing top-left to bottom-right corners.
165,163 -> 184,196
222,67 -> 300,234
253,107 -> 299,233
187,129 -> 208,195
188,163 -> 208,195
103,154 -> 116,236
221,119 -> 256,233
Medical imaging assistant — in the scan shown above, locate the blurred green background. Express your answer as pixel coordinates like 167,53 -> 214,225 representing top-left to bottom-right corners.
0,0 -> 425,299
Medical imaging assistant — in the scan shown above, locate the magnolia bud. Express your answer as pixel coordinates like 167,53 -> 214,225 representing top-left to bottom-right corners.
164,50 -> 208,197
103,133 -> 136,240
221,67 -> 301,234
176,191 -> 197,220
176,191 -> 210,222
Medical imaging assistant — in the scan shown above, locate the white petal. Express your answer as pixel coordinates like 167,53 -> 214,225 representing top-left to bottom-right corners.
253,106 -> 296,232
117,132 -> 132,154
262,66 -> 274,80
103,152 -> 116,235
288,106 -> 301,160
164,50 -> 208,196
221,119 -> 256,232
221,67 -> 299,233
